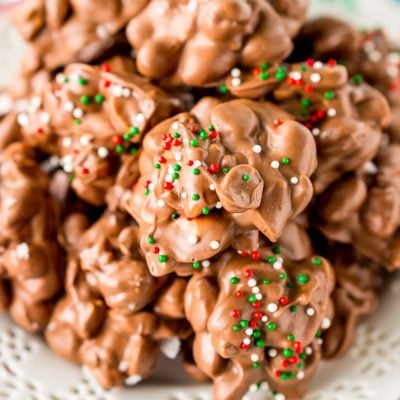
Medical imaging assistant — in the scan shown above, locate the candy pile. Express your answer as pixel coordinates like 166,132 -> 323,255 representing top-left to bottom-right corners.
0,1 -> 398,399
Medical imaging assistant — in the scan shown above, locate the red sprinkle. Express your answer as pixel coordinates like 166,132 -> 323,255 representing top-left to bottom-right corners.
104,80 -> 111,88
273,119 -> 283,127
153,247 -> 160,254
244,269 -> 253,278
294,341 -> 302,354
279,296 -> 289,306
190,125 -> 198,133
231,309 -> 241,318
209,130 -> 218,139
253,311 -> 263,320
81,167 -> 89,175
187,160 -> 194,166
164,182 -> 174,190
289,356 -> 298,364
236,290 -> 244,298
240,343 -> 250,350
251,251 -> 261,260
208,162 -> 219,174
112,135 -> 122,145
328,59 -> 337,67
252,301 -> 261,308
252,67 -> 262,76
282,360 -> 290,368
274,370 -> 281,378
305,85 -> 314,93
306,58 -> 315,67
101,63 -> 112,72
249,320 -> 258,328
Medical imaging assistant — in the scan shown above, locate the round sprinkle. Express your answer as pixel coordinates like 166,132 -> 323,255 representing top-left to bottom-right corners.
97,147 -> 109,158
243,338 -> 251,345
230,277 -> 240,285
252,144 -> 262,153
215,202 -> 222,209
242,174 -> 250,181
313,61 -> 323,69
190,139 -> 199,147
64,101 -> 74,112
158,255 -> 167,263
247,279 -> 257,288
268,348 -> 278,357
231,77 -> 241,87
273,261 -> 283,270
157,199 -> 165,208
192,194 -> 200,201
187,235 -> 198,245
231,68 -> 241,78
94,94 -> 105,104
313,257 -> 322,266
210,240 -> 220,250
209,183 -> 216,191
290,177 -> 299,185
80,95 -> 91,105
192,168 -> 200,176
321,318 -> 331,329
202,260 -> 210,268
297,371 -> 305,380
297,274 -> 309,284
245,328 -> 253,336
306,307 -> 315,316
267,322 -> 277,331
72,108 -> 83,119
310,73 -> 321,83
250,354 -> 259,362
327,108 -> 337,117
312,128 -> 320,136
271,160 -> 280,169
267,303 -> 278,313
147,237 -> 155,244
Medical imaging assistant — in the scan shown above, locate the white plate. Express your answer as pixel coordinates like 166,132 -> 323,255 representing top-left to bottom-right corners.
1,2 -> 400,399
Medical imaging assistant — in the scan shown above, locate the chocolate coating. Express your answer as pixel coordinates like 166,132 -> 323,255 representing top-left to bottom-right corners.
0,142 -> 63,331
126,98 -> 316,276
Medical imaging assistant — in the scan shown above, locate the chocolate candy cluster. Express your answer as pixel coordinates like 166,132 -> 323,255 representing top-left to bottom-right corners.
0,1 -> 398,399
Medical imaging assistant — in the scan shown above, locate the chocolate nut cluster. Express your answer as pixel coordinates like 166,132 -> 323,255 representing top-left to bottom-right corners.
0,1 -> 398,399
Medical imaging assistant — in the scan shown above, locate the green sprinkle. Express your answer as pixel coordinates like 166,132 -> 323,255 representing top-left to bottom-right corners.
158,255 -> 167,263
261,62 -> 270,71
288,334 -> 295,341
281,157 -> 290,165
173,164 -> 181,171
147,237 -> 155,244
300,65 -> 307,72
199,130 -> 209,140
281,373 -> 289,381
219,84 -> 229,94
301,98 -> 311,107
78,77 -> 88,86
248,295 -> 257,303
324,91 -> 335,100
279,273 -> 287,280
80,95 -> 91,105
232,325 -> 240,332
173,132 -> 180,138
260,71 -> 269,80
144,189 -> 150,196
353,74 -> 363,85
252,362 -> 260,369
171,212 -> 179,220
283,348 -> 293,358
190,139 -> 199,147
297,362 -> 304,369
240,320 -> 249,328
123,133 -> 133,141
192,194 -> 200,201
94,94 -> 105,104
287,282 -> 294,288
192,168 -> 200,175
242,174 -> 250,181
273,246 -> 281,254
230,277 -> 240,285
130,126 -> 140,136
202,207 -> 210,215
192,261 -> 201,269
263,279 -> 270,285
267,256 -> 276,263
299,352 -> 307,360
208,125 -> 215,131
297,274 -> 309,284
313,257 -> 322,266
253,330 -> 261,338
315,330 -> 322,338
267,322 -> 277,331
115,144 -> 124,153
255,339 -> 265,348
154,163 -> 161,170
223,167 -> 230,174
275,67 -> 286,81
129,146 -> 139,155
172,172 -> 180,180
300,108 -> 308,117
290,305 -> 298,313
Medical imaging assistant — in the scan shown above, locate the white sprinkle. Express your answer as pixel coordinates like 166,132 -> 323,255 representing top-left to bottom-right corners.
231,68 -> 242,78
122,88 -> 131,98
268,348 -> 278,357
148,183 -> 155,191
79,134 -> 91,146
125,375 -> 142,386
165,174 -> 173,182
260,382 -> 269,391
267,303 -> 278,313
297,371 -> 305,380
231,77 -> 241,87
72,108 -> 83,119
327,108 -> 337,117
96,24 -> 111,39
369,50 -> 382,62
160,337 -> 181,359
245,328 -> 253,336
262,315 -> 268,322
181,192 -> 188,199
290,71 -> 302,80
118,361 -> 129,373
63,163 -> 74,173
30,96 -> 42,109
252,144 -> 262,154
317,338 -> 323,345
69,72 -> 80,82
290,177 -> 299,185
252,287 -> 260,294
56,74 -> 66,84
215,202 -> 222,209
175,153 -> 182,161
97,146 -> 109,158
363,161 -> 378,175
202,260 -> 210,268
305,346 -> 313,355
188,235 -> 198,245
193,160 -> 202,168
310,72 -> 321,83
249,383 -> 258,392
64,101 -> 74,112
322,317 -> 331,330
210,240 -> 220,250
313,61 -> 323,70
255,293 -> 263,300
243,338 -> 251,345
172,121 -> 179,130
386,65 -> 399,78
271,160 -> 280,169
275,394 -> 286,400
136,113 -> 145,124
112,85 -> 123,97
157,199 -> 165,208
312,128 -> 320,136
209,183 -> 216,191
250,354 -> 259,362
306,307 -> 315,316
40,112 -> 50,124
17,113 -> 28,127
273,261 -> 283,270
247,278 -> 257,288
16,243 -> 29,260
62,137 -> 72,148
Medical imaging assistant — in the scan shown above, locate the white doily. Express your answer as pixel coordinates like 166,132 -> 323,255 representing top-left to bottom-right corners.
1,3 -> 400,400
